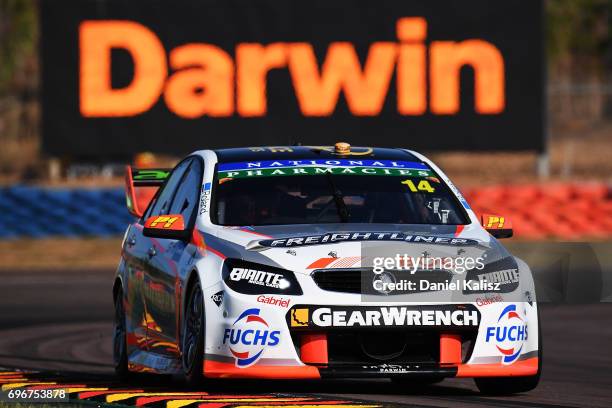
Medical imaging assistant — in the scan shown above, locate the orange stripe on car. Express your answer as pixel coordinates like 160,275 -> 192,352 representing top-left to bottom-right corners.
204,360 -> 320,379
306,258 -> 336,269
456,357 -> 538,377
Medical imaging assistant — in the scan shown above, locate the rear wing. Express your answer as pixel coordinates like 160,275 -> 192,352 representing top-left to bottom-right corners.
125,166 -> 171,217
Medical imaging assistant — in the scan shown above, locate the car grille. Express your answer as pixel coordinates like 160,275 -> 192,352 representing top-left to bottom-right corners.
311,268 -> 454,295
327,330 -> 440,364
311,269 -> 364,293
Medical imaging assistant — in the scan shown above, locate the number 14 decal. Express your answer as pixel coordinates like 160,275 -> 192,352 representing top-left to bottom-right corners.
401,179 -> 435,193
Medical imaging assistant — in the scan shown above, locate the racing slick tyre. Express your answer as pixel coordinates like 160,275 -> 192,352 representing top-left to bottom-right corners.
474,309 -> 542,395
113,287 -> 130,381
182,281 -> 205,385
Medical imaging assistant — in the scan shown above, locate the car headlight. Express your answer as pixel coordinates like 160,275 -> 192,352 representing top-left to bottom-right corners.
222,259 -> 303,295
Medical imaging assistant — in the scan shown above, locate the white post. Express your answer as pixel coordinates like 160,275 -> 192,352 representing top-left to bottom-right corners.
536,153 -> 550,179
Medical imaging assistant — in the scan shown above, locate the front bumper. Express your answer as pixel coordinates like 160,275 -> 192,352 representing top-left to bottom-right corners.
203,283 -> 539,379
203,260 -> 539,379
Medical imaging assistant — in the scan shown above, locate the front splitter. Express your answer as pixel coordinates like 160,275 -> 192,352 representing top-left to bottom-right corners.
317,363 -> 457,378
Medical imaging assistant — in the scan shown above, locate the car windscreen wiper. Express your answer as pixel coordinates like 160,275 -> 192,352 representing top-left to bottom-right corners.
325,173 -> 350,222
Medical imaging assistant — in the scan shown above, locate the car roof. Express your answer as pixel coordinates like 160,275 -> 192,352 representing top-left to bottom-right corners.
212,146 -> 422,163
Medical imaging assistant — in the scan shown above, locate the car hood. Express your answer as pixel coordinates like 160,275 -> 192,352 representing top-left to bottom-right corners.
207,223 -> 509,275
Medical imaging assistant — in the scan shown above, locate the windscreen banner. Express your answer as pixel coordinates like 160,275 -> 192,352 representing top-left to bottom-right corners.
40,0 -> 544,159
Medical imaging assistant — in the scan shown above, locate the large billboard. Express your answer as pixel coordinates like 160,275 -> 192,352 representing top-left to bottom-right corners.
41,0 -> 544,158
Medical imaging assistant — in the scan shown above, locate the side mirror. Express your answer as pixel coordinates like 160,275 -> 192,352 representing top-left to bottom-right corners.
480,213 -> 513,239
143,214 -> 190,240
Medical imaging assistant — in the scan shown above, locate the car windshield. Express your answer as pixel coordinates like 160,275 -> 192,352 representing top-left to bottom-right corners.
213,159 -> 468,226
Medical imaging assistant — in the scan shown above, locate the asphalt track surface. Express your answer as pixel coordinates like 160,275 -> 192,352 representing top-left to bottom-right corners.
0,268 -> 611,407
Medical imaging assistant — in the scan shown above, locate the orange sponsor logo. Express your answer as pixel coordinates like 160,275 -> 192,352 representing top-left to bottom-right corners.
80,18 -> 505,118
486,215 -> 505,229
148,216 -> 178,228
482,214 -> 512,230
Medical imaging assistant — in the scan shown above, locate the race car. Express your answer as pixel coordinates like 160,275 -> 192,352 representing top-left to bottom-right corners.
114,143 -> 540,394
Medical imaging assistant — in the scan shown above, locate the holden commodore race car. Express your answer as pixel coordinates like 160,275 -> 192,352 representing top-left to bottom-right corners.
114,144 -> 540,394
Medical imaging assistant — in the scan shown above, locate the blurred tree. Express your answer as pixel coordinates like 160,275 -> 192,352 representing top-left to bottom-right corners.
547,0 -> 612,125
0,0 -> 37,94
547,0 -> 611,63
0,0 -> 38,179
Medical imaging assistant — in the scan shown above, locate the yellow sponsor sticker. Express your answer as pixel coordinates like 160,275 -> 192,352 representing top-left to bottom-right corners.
149,216 -> 178,228
290,308 -> 309,327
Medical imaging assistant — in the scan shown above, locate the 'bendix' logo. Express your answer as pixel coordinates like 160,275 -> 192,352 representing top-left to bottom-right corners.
223,308 -> 280,367
485,304 -> 527,365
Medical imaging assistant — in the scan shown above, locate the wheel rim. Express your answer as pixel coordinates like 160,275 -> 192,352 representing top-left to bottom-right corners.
183,285 -> 203,371
113,295 -> 126,366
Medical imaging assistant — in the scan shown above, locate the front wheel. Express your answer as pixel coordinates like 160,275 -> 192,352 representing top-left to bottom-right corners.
474,369 -> 540,395
475,306 -> 542,395
182,281 -> 205,385
113,288 -> 129,380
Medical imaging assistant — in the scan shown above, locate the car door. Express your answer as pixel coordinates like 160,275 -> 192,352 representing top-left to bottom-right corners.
133,159 -> 190,355
144,157 -> 203,357
122,221 -> 151,355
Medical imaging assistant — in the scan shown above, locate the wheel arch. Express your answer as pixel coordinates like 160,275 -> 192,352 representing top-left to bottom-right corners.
182,268 -> 202,317
179,267 -> 203,349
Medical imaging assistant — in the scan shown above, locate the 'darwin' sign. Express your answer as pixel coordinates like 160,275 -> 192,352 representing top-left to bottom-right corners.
41,0 -> 544,158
